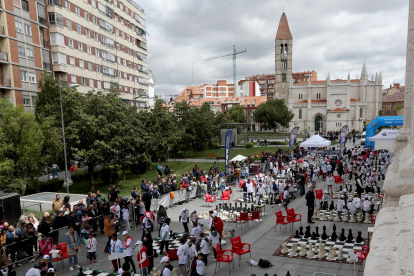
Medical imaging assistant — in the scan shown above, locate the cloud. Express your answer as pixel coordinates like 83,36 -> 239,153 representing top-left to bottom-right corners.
138,0 -> 409,96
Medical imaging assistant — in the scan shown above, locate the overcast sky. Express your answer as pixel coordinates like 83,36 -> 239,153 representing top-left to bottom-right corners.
139,0 -> 408,97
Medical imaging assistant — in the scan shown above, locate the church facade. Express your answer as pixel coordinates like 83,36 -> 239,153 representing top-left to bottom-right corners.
275,13 -> 382,133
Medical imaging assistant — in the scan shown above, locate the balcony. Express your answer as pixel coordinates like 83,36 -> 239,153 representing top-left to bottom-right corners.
138,69 -> 148,75
0,52 -> 8,62
38,16 -> 47,26
41,40 -> 49,48
138,89 -> 148,97
103,72 -> 116,78
126,0 -> 145,14
47,0 -> 61,7
0,78 -> 11,87
43,62 -> 51,71
137,45 -> 147,51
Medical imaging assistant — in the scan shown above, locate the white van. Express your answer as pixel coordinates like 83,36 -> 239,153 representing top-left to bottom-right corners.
361,131 -> 366,145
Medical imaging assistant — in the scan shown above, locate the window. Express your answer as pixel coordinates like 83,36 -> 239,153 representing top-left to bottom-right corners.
50,33 -> 65,46
91,0 -> 96,7
359,108 -> 363,118
66,18 -> 72,29
65,0 -> 70,10
97,80 -> 101,88
298,94 -> 303,100
79,59 -> 84,68
23,97 -> 31,105
88,62 -> 92,70
71,75 -> 77,83
115,28 -> 119,36
29,72 -> 36,83
15,21 -> 23,33
100,35 -> 114,48
282,73 -> 286,83
18,46 -> 26,57
80,77 -> 85,85
87,45 -> 91,54
93,16 -> 97,25
316,93 -> 321,99
22,0 -> 29,11
94,32 -> 98,41
96,64 -> 100,73
76,24 -> 81,34
117,57 -> 121,64
120,3 -> 123,10
48,13 -> 63,27
70,56 -> 75,66
95,48 -> 100,57
86,28 -> 90,38
90,78 -> 94,87
299,109 -> 302,119
78,42 -> 83,51
84,11 -> 89,21
127,34 -> 130,42
123,59 -> 126,66
68,38 -> 73,48
24,24 -> 32,36
118,70 -> 121,77
20,71 -> 28,82
75,5 -> 80,16
51,52 -> 67,65
122,45 -> 125,53
26,48 -> 34,59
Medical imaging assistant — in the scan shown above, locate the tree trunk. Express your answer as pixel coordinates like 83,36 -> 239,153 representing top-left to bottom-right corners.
88,166 -> 95,192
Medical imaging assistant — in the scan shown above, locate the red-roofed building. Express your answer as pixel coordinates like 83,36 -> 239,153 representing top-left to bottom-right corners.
382,84 -> 404,116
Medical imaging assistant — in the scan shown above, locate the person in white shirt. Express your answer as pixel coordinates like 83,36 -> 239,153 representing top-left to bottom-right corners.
321,190 -> 330,210
122,204 -> 130,231
25,262 -> 47,276
160,256 -> 173,276
246,180 -> 253,203
142,213 -> 151,241
177,237 -> 190,276
325,173 -> 334,195
191,222 -> 203,244
199,232 -> 209,265
362,196 -> 372,220
179,208 -> 189,234
160,218 -> 171,256
208,227 -> 220,261
123,231 -> 136,274
110,234 -> 123,272
195,253 -> 207,276
283,187 -> 290,209
87,232 -> 97,264
336,195 -> 346,217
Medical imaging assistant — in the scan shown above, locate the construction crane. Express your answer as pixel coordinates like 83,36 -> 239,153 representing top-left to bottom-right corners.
204,45 -> 248,96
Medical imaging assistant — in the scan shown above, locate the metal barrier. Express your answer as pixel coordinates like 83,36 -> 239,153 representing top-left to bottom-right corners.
20,202 -> 43,215
156,184 -> 204,209
0,238 -> 38,265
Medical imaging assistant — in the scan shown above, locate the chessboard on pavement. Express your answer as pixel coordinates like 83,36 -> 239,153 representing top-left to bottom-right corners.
71,268 -> 116,276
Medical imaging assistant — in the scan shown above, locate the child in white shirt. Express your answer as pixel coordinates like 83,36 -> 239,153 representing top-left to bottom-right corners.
208,227 -> 220,260
195,253 -> 207,276
177,237 -> 190,276
122,204 -> 130,231
336,195 -> 346,217
321,191 -> 330,210
199,233 -> 209,265
87,232 -> 97,264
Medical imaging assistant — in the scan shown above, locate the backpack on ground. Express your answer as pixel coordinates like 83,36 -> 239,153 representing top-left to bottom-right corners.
258,258 -> 273,268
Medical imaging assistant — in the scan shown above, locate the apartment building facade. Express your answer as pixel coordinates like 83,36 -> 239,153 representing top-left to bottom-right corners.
0,0 -> 149,111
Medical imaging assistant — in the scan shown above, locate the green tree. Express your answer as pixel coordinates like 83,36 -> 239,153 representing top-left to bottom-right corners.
226,104 -> 247,123
253,99 -> 294,132
0,99 -> 61,194
378,110 -> 383,116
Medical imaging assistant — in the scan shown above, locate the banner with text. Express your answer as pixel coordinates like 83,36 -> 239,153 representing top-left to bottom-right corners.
225,128 -> 233,175
340,125 -> 348,146
289,127 -> 300,149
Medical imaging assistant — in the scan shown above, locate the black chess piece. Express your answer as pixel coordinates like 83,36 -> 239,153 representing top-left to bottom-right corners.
356,231 -> 363,243
251,204 -> 255,211
329,201 -> 335,211
170,230 -> 173,237
339,228 -> 346,242
304,226 -> 311,238
266,198 -> 269,204
346,229 -> 354,243
377,186 -> 381,193
215,205 -> 218,211
78,268 -> 85,276
229,203 -> 232,208
245,203 -> 247,209
286,272 -> 291,276
153,249 -> 158,257
273,274 -> 277,276
264,274 -> 268,276
321,225 -> 328,240
331,224 -> 337,241
299,226 -> 304,236
340,185 -> 343,191
311,231 -> 316,240
315,226 -> 320,238
294,230 -> 300,239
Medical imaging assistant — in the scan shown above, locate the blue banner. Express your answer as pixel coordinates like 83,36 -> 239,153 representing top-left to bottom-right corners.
340,125 -> 348,146
225,128 -> 233,175
289,127 -> 299,149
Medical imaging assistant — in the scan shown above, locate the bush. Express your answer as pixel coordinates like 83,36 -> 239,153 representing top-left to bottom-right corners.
245,142 -> 254,148
169,143 -> 180,154
26,178 -> 64,195
71,171 -> 89,184
212,142 -> 220,149
130,155 -> 152,175
101,165 -> 122,186
269,141 -> 285,145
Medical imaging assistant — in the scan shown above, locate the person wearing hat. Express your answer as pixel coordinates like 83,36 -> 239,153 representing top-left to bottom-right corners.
135,240 -> 149,276
25,261 -> 47,276
159,218 -> 170,256
141,213 -> 153,241
208,226 -> 220,261
46,268 -> 55,276
179,208 -> 189,234
40,254 -> 55,273
159,256 -> 173,276
109,233 -> 123,272
123,231 -> 136,274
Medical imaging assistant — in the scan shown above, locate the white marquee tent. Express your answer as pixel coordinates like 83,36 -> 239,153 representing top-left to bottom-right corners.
299,134 -> 331,148
369,129 -> 398,141
230,154 -> 247,162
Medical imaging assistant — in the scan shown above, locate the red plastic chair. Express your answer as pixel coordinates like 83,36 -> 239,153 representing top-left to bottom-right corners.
371,214 -> 377,225
275,211 -> 289,233
205,193 -> 216,207
236,212 -> 249,229
334,175 -> 344,184
221,190 -> 231,203
214,244 -> 234,274
165,248 -> 179,261
52,244 -> 63,268
249,211 -> 260,228
229,236 -> 251,267
144,211 -> 154,221
286,208 -> 302,229
58,242 -> 69,269
355,246 -> 370,261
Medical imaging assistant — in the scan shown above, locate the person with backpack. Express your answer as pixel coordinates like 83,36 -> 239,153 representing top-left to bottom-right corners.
157,163 -> 164,177
159,256 -> 173,276
270,179 -> 278,204
164,165 -> 171,177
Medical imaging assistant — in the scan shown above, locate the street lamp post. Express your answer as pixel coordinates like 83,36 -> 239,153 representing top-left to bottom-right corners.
59,80 -> 79,193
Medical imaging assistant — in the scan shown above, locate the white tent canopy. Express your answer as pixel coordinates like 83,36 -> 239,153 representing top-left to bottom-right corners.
369,129 -> 398,141
230,154 -> 247,162
299,134 -> 332,148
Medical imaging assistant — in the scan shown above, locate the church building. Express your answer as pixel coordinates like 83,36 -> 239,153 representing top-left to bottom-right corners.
275,13 -> 383,133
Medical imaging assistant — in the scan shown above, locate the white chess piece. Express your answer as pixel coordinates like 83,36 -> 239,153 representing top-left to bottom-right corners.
334,210 -> 341,222
222,227 -> 228,239
327,246 -> 335,259
172,268 -> 179,276
322,210 -> 328,220
333,247 -> 338,257
299,243 -> 307,257
290,243 -> 298,255
337,247 -> 344,261
317,243 -> 325,259
307,243 -> 315,257
280,242 -> 289,254
348,249 -> 355,262
329,210 -> 335,221
349,213 -> 356,222
342,211 -> 349,222
313,243 -> 319,254
364,212 -> 371,223
312,210 -> 318,220
357,211 -> 363,222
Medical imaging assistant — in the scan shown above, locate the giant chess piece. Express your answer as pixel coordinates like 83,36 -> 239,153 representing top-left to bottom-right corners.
222,227 -> 229,239
280,242 -> 289,255
172,268 -> 179,276
299,226 -> 304,236
349,213 -> 356,222
299,243 -> 307,257
333,247 -> 338,257
304,226 -> 311,239
348,249 -> 356,262
294,230 -> 300,239
337,247 -> 344,261
313,243 -> 319,254
329,201 -> 335,211
327,246 -> 335,259
307,243 -> 315,257
290,243 -> 298,255
357,211 -> 363,222
329,210 -> 334,221
339,228 -> 346,242
356,231 -> 363,243
317,242 -> 325,259
346,229 -> 354,243
321,210 -> 328,221
315,226 -> 320,238
311,232 -> 316,240
342,211 -> 349,222
334,210 -> 341,222
312,209 -> 318,220
364,213 -> 371,223
330,224 -> 338,241
321,226 -> 328,240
